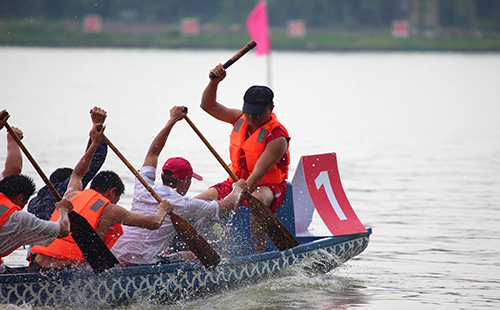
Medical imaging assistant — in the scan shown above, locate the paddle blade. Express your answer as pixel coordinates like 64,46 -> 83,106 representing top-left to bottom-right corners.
169,212 -> 221,270
68,211 -> 119,273
244,192 -> 299,251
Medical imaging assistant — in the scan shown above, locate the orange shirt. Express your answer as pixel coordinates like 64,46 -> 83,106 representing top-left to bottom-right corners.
229,113 -> 290,185
31,189 -> 122,262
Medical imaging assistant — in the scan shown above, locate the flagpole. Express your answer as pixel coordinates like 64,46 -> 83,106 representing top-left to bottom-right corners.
246,0 -> 271,87
264,0 -> 272,88
267,52 -> 272,88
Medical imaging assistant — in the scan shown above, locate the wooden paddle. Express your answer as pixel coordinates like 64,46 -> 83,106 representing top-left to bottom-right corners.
102,134 -> 221,270
184,115 -> 299,251
2,116 -> 119,273
209,40 -> 257,79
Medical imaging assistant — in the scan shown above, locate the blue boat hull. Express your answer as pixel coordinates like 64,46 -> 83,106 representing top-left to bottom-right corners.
0,228 -> 371,307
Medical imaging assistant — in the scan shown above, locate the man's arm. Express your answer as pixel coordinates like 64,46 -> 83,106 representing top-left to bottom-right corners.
81,107 -> 108,187
96,200 -> 172,237
81,140 -> 107,187
54,198 -> 73,238
246,136 -> 288,192
200,64 -> 242,124
142,106 -> 186,168
66,124 -> 105,194
216,179 -> 247,214
2,126 -> 23,178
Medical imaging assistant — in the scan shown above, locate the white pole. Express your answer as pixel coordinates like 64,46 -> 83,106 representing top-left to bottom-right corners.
267,52 -> 272,88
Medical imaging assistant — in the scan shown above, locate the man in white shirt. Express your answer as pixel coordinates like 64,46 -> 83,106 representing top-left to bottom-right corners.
112,106 -> 247,265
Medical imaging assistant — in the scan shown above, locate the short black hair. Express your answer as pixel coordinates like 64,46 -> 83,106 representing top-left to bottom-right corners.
90,171 -> 125,196
49,167 -> 73,183
0,174 -> 36,201
161,170 -> 179,186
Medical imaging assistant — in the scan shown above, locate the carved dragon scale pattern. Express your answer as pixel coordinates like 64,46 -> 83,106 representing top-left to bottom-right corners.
1,236 -> 369,307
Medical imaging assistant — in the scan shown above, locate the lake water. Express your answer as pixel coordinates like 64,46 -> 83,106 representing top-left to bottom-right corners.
0,47 -> 499,309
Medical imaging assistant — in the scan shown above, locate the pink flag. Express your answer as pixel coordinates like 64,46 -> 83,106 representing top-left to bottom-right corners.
246,1 -> 271,55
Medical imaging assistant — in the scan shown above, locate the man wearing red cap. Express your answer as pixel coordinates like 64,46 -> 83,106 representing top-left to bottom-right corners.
197,64 -> 290,253
111,106 -> 247,265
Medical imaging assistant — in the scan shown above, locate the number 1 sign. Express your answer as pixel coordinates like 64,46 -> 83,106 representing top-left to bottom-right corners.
291,153 -> 367,236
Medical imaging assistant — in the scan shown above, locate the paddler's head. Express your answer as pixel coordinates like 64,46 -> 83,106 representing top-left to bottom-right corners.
242,85 -> 274,128
161,157 -> 203,196
0,174 -> 36,208
90,171 -> 125,204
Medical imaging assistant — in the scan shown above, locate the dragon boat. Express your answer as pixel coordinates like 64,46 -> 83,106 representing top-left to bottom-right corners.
0,153 -> 372,307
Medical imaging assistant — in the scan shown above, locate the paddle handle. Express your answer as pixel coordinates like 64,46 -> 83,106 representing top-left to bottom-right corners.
102,135 -> 163,203
184,116 -> 239,182
4,122 -> 62,201
209,40 -> 257,79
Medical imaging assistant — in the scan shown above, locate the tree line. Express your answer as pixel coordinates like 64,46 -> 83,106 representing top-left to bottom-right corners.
1,0 -> 499,30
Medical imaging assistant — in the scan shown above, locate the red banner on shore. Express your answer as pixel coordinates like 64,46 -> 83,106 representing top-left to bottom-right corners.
83,15 -> 102,33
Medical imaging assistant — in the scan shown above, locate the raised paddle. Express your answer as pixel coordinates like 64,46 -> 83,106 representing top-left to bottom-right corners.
101,134 -> 221,270
209,40 -> 257,79
184,114 -> 299,251
1,115 -> 119,273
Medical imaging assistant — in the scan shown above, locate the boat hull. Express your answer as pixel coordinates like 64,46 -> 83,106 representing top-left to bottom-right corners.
0,229 -> 371,307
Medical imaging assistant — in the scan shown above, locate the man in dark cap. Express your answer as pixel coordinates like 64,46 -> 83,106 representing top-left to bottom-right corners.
198,64 -> 291,253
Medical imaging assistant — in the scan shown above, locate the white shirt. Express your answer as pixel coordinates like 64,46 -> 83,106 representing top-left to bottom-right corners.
0,210 -> 60,273
111,166 -> 219,265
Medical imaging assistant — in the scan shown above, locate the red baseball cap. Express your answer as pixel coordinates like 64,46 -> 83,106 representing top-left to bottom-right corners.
161,157 -> 203,181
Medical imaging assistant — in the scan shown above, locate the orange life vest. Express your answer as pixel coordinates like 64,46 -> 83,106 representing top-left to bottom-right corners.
31,189 -> 123,262
229,113 -> 290,185
0,193 -> 22,264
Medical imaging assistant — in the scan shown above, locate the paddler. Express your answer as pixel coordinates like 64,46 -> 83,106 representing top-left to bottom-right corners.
29,113 -> 173,272
196,64 -> 291,253
0,110 -> 70,275
111,106 -> 247,266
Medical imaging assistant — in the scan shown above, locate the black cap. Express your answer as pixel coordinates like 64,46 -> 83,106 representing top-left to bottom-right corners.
242,85 -> 274,115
